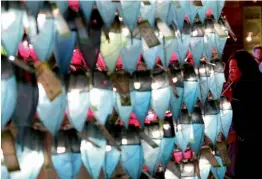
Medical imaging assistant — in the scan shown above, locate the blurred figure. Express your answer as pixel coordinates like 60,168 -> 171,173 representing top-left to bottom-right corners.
253,46 -> 262,73
227,50 -> 262,179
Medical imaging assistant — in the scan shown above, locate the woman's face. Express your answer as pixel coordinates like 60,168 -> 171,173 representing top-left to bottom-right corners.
229,59 -> 242,82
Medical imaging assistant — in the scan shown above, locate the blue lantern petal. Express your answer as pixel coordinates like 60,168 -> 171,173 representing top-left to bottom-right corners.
211,156 -> 226,179
203,34 -> 215,62
214,34 -> 228,58
103,147 -> 121,179
120,1 -> 140,31
151,86 -> 171,120
79,1 -> 95,22
175,124 -> 192,152
134,91 -> 151,127
55,1 -> 68,15
183,81 -> 198,113
9,144 -> 44,179
220,109 -> 232,139
90,88 -> 113,125
170,87 -> 184,121
81,125 -> 106,179
121,145 -> 143,179
142,40 -> 162,69
170,4 -> 185,31
174,35 -> 191,65
54,32 -> 76,76
52,153 -> 82,179
96,1 -> 117,29
156,1 -> 171,24
142,139 -> 161,174
208,73 -> 225,100
1,9 -> 24,56
67,91 -> 90,132
1,76 -> 17,129
121,38 -> 141,74
198,77 -> 209,104
162,38 -> 175,68
114,91 -> 135,128
203,114 -> 221,145
30,19 -> 56,61
24,1 -> 44,17
158,137 -> 176,167
1,164 -> 10,179
140,2 -> 156,27
190,37 -> 204,67
191,124 -> 204,154
206,1 -> 225,21
198,1 -> 208,23
179,0 -> 197,23
199,156 -> 211,179
37,86 -> 66,135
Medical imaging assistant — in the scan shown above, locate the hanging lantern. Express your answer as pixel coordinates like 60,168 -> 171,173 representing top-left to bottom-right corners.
156,1 -> 171,25
9,127 -> 44,179
219,97 -> 232,139
206,1 -> 225,21
142,122 -> 163,174
198,61 -> 210,104
183,64 -> 199,112
120,1 -> 141,31
133,71 -> 152,127
81,122 -> 106,179
79,0 -> 95,22
203,33 -> 215,62
169,64 -> 184,121
1,57 -> 17,129
1,2 -> 24,58
169,1 -> 186,32
67,71 -> 90,132
11,66 -> 38,132
140,1 -> 156,27
202,100 -> 221,146
190,107 -> 205,155
37,75 -> 66,135
121,126 -> 143,179
90,71 -> 113,125
210,156 -> 226,179
24,1 -> 44,17
178,0 -> 198,24
208,59 -> 225,100
151,69 -> 171,120
103,123 -> 121,179
197,1 -> 209,23
52,129 -> 82,179
174,33 -> 191,65
112,73 -> 134,127
175,109 -> 192,152
199,155 -> 211,179
158,116 -> 176,168
54,31 -> 76,77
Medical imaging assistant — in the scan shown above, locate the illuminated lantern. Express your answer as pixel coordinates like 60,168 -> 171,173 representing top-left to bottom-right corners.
120,1 -> 141,31
190,107 -> 205,154
9,128 -> 44,179
1,57 -> 17,129
142,122 -> 163,174
90,71 -> 113,125
174,34 -> 191,65
197,1 -> 209,23
151,70 -> 171,120
133,71 -> 152,127
175,109 -> 192,152
37,81 -> 66,135
190,30 -> 204,67
169,64 -> 184,121
67,72 -> 90,132
183,64 -> 199,112
81,122 -> 106,179
198,62 -> 210,104
169,2 -> 186,32
120,126 -> 143,179
140,1 -> 156,27
206,1 -> 225,21
214,33 -> 228,59
219,97 -> 232,139
29,13 -> 56,62
202,100 -> 221,146
180,162 -> 197,179
96,1 -> 117,30
52,129 -> 82,179
208,59 -> 225,100
103,124 -> 121,179
203,33 -> 215,62
210,156 -> 226,179
79,1 -> 94,22
100,24 -> 123,72
156,1 -> 172,25
24,1 -> 43,17
178,0 -> 197,24
54,32 -> 76,77
1,2 -> 24,57
120,38 -> 141,74
158,116 -> 176,168
199,155 -> 211,179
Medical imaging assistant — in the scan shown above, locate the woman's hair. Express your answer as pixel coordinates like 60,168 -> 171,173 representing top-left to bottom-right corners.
228,50 -> 261,81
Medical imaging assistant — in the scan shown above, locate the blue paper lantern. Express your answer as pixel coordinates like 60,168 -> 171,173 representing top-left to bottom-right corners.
174,35 -> 191,65
219,97 -> 232,139
211,156 -> 226,179
199,156 -> 211,179
120,1 -> 141,31
103,146 -> 121,179
190,37 -> 204,67
96,1 -> 117,30
24,1 -> 44,17
140,2 -> 156,27
79,1 -> 95,22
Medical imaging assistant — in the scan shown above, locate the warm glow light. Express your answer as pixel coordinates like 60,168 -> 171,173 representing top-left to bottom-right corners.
199,67 -> 206,74
8,56 -> 15,61
122,138 -> 128,145
184,164 -> 194,173
187,77 -> 195,81
113,87 -> 117,92
151,82 -> 158,90
109,32 -> 115,40
172,77 -> 178,83
175,30 -> 180,37
122,27 -> 129,37
57,146 -> 66,154
163,124 -> 170,130
134,82 -> 141,89
37,13 -> 46,30
222,101 -> 231,109
1,11 -> 16,30
81,141 -> 93,150
246,36 -> 252,42
152,130 -> 160,138
177,124 -> 182,131
23,41 -> 28,47
205,28 -> 212,33
119,17 -> 123,21
192,30 -> 198,37
29,44 -> 33,49
106,145 -> 112,152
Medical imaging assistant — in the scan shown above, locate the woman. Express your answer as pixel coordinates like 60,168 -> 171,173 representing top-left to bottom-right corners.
228,50 -> 262,178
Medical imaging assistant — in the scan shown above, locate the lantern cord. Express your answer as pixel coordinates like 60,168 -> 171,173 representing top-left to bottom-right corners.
221,81 -> 233,96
